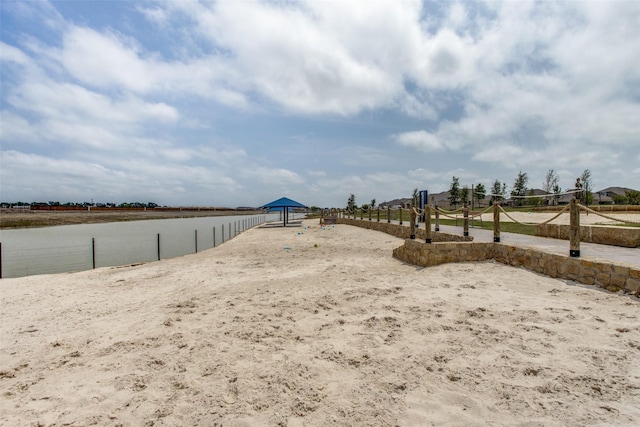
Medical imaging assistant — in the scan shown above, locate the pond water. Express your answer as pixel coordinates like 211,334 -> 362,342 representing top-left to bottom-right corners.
0,213 -> 281,278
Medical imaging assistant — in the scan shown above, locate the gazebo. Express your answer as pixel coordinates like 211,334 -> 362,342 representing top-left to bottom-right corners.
259,197 -> 308,227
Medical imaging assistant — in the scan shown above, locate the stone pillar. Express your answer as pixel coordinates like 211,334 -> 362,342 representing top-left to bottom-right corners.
435,208 -> 440,231
463,206 -> 469,237
570,198 -> 580,257
425,205 -> 432,243
493,203 -> 500,243
410,208 -> 416,239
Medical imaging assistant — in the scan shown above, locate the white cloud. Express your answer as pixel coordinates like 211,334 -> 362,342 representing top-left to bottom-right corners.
244,166 -> 305,186
394,130 -> 443,152
0,41 -> 30,64
1,0 -> 639,207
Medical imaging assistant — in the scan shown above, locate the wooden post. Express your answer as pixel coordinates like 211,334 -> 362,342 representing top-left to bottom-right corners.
360,208 -> 363,220
399,207 -> 403,225
213,227 -> 216,247
387,206 -> 391,223
493,203 -> 500,243
463,206 -> 469,237
92,237 -> 96,269
368,207 -> 372,221
425,205 -> 432,243
195,230 -> 198,253
222,224 -> 225,243
377,208 -> 380,222
570,198 -> 580,257
435,208 -> 440,231
157,233 -> 161,260
409,208 -> 416,239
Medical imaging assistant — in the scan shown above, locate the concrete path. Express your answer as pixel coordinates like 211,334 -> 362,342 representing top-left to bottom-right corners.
380,219 -> 639,268
436,224 -> 640,268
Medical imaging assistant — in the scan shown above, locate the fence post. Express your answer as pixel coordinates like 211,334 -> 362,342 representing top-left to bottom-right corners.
195,230 -> 198,253
387,206 -> 391,223
157,233 -> 161,260
493,203 -> 500,243
399,207 -> 403,225
409,208 -> 416,239
435,208 -> 440,231
570,199 -> 580,257
92,237 -> 96,269
377,208 -> 380,222
213,227 -> 216,247
0,242 -> 3,279
463,206 -> 469,237
368,207 -> 372,221
360,209 -> 363,220
222,224 -> 225,243
425,205 -> 432,243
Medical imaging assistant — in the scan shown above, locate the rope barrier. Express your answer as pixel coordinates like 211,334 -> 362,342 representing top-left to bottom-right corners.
435,206 -> 464,214
508,189 -> 583,199
438,211 -> 461,220
497,204 -> 571,226
578,204 -> 640,225
468,205 -> 494,218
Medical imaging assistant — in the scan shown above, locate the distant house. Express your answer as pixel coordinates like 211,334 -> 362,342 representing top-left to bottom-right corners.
378,198 -> 412,209
595,187 -> 635,204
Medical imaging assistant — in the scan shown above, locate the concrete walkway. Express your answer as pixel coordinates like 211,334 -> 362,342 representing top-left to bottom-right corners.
436,224 -> 640,268
379,219 -> 639,268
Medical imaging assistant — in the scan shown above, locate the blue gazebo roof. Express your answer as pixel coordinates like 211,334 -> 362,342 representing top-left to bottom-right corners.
259,197 -> 308,226
259,197 -> 308,210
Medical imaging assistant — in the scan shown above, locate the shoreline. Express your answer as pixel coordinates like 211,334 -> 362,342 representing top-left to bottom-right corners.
0,209 -> 262,229
1,220 -> 639,425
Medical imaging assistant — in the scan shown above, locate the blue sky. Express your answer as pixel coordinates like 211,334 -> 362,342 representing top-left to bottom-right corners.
1,0 -> 639,208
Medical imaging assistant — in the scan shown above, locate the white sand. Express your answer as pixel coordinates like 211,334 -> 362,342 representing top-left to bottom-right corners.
1,220 -> 639,426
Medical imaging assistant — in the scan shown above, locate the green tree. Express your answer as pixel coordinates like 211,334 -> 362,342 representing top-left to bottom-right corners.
612,194 -> 627,204
346,194 -> 356,211
449,176 -> 461,207
542,169 -> 559,194
543,169 -> 560,206
511,171 -> 528,207
475,183 -> 486,207
580,169 -> 593,205
490,179 -> 506,205
552,183 -> 562,206
370,198 -> 376,209
626,190 -> 640,205
460,186 -> 469,206
528,189 -> 544,206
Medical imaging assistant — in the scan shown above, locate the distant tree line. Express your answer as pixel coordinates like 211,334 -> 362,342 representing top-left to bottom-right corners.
345,167 -> 639,212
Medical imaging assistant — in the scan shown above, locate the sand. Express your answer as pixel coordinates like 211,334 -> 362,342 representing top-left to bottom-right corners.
1,220 -> 639,426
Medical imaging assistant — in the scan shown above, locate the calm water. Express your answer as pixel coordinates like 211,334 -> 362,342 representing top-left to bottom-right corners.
0,213 -> 281,278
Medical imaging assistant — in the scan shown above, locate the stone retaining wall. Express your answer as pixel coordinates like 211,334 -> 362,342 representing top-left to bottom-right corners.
336,218 -> 472,242
393,240 -> 640,296
535,224 -> 640,248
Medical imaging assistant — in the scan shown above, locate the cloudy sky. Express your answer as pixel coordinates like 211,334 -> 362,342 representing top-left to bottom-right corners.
1,0 -> 639,208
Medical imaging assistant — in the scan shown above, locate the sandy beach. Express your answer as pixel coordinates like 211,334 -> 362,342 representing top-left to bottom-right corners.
1,220 -> 639,426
